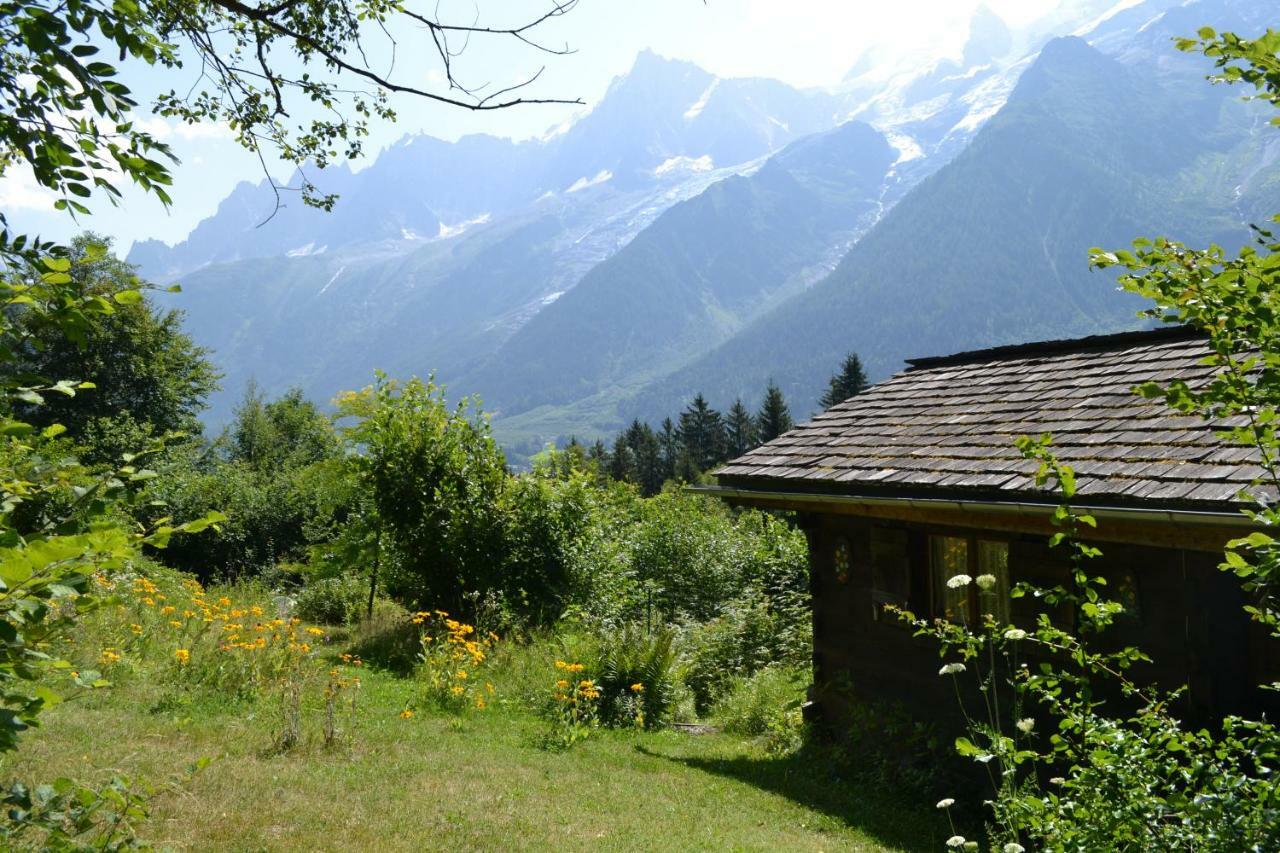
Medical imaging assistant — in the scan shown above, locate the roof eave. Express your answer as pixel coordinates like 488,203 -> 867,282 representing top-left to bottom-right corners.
689,483 -> 1257,529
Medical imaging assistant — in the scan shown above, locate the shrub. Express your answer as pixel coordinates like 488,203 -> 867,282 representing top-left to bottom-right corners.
713,665 -> 807,755
592,626 -> 678,729
682,590 -> 811,716
295,575 -> 367,626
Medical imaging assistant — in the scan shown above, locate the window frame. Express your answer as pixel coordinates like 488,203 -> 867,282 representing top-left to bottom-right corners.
928,532 -> 1012,624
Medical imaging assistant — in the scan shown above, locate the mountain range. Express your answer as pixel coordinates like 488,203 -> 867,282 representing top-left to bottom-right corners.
129,0 -> 1280,462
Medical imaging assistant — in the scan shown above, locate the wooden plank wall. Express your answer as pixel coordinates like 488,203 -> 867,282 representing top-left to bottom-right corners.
802,512 -> 1279,728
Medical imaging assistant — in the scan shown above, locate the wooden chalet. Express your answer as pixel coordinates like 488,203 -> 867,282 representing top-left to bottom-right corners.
701,326 -> 1279,725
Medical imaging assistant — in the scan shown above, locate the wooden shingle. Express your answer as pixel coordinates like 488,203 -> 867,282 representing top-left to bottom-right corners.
716,327 -> 1272,512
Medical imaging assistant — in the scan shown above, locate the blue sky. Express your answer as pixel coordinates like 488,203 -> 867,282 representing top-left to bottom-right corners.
1,0 -> 1084,254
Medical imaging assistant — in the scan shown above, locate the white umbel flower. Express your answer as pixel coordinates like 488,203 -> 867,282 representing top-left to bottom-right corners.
1003,628 -> 1027,641
945,836 -> 966,848
1003,844 -> 1026,853
936,798 -> 955,809
1016,718 -> 1035,734
939,663 -> 966,676
946,574 -> 972,589
975,574 -> 997,590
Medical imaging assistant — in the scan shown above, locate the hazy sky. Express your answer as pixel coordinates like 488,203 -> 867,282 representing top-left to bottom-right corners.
1,0 -> 1090,252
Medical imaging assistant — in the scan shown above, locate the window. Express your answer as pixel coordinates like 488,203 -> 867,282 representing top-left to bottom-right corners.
833,538 -> 851,584
931,536 -> 970,622
977,540 -> 1011,623
870,528 -> 910,620
1113,570 -> 1141,619
931,536 -> 1011,624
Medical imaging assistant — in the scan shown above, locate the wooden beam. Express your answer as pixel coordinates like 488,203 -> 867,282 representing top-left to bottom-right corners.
726,494 -> 1240,553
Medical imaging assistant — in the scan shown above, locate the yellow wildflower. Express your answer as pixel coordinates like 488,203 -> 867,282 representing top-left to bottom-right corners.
631,683 -> 645,692
129,624 -> 142,635
161,605 -> 175,615
169,620 -> 182,628
556,679 -> 569,689
400,709 -> 414,719
174,649 -> 190,665
306,627 -> 325,637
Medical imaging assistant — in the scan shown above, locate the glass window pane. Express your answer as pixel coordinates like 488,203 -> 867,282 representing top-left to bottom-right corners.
870,528 -> 909,619
931,536 -> 969,622
977,541 -> 1010,623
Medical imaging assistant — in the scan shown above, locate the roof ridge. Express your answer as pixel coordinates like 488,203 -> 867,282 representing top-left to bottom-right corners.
905,325 -> 1202,370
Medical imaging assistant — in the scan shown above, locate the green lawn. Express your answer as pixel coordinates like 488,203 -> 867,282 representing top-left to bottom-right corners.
3,666 -> 949,851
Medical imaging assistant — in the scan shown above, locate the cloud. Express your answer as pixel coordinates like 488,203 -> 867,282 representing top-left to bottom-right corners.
134,115 -> 235,142
0,168 -> 57,211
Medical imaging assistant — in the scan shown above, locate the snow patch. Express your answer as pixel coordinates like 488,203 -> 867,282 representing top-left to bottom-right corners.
437,213 -> 491,240
566,170 -> 613,193
683,79 -> 720,121
317,265 -> 345,296
1072,0 -> 1146,37
766,116 -> 791,133
286,242 -> 327,257
653,155 -> 714,177
540,291 -> 565,306
400,227 -> 425,241
886,132 -> 924,165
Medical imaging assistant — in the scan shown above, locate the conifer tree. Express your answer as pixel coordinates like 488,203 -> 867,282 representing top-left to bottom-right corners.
658,417 -> 680,481
677,393 -> 726,473
819,352 -> 870,410
628,422 -> 666,496
756,381 -> 794,444
725,398 -> 758,458
587,439 -> 611,485
609,434 -> 637,483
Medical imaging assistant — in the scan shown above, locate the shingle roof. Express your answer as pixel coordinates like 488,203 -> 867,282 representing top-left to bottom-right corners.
716,326 -> 1272,512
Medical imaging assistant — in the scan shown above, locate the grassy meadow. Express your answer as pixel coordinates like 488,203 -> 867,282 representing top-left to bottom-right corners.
0,569 -> 947,851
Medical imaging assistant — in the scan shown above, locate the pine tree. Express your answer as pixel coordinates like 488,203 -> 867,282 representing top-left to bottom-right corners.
676,393 -> 726,474
587,439 -> 610,485
725,398 -> 758,458
629,423 -> 665,496
819,352 -> 869,410
658,417 -> 679,481
756,381 -> 794,444
609,433 -> 637,483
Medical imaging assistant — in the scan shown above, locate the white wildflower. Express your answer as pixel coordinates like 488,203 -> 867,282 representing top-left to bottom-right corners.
936,798 -> 955,809
1049,776 -> 1065,786
1003,628 -> 1027,641
946,574 -> 972,589
1003,844 -> 1026,853
975,574 -> 997,590
945,836 -> 967,849
1016,718 -> 1035,734
939,663 -> 966,676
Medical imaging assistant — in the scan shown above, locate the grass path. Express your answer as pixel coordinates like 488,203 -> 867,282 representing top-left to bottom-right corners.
3,667 -> 950,851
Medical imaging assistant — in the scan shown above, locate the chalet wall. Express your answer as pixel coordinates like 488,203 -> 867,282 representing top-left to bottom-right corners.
801,511 -> 1278,729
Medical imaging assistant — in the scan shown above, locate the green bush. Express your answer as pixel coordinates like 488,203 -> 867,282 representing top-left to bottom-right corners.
713,665 -> 807,749
294,575 -> 368,625
682,590 -> 811,716
592,626 -> 679,729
